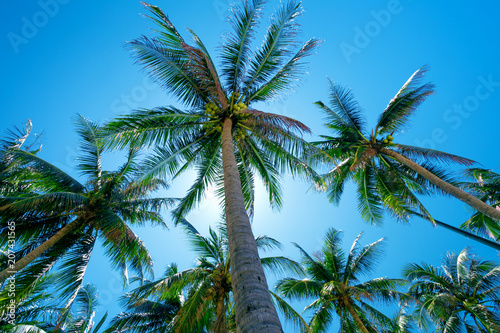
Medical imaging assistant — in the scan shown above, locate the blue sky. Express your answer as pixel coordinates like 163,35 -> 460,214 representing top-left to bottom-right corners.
2,0 -> 500,331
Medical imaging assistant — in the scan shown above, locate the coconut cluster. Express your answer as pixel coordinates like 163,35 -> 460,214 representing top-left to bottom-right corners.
382,135 -> 394,144
234,128 -> 247,141
233,102 -> 247,112
205,102 -> 220,117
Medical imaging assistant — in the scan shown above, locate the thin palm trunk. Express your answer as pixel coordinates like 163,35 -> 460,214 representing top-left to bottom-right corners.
411,212 -> 500,251
380,147 -> 500,221
0,218 -> 83,284
344,300 -> 370,333
214,293 -> 228,333
221,118 -> 282,333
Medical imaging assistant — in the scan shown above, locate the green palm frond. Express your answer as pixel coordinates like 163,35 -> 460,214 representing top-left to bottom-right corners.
128,36 -> 208,108
172,278 -> 213,332
269,290 -> 308,333
308,300 -> 335,333
137,131 -> 214,182
171,138 -> 222,223
188,28 -> 227,104
394,143 -> 475,166
221,0 -> 265,92
322,158 -> 354,205
243,0 -> 302,95
248,37 -> 321,102
241,136 -> 283,209
354,166 -> 384,224
5,149 -> 84,193
375,67 -> 435,136
345,237 -> 386,282
261,256 -> 304,278
98,212 -> 154,282
56,230 -> 96,301
74,115 -> 104,180
322,79 -> 366,137
275,277 -> 323,300
104,107 -> 204,150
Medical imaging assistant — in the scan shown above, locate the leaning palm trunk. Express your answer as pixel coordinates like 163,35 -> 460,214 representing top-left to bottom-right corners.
343,300 -> 370,333
221,118 -> 282,332
380,147 -> 500,221
0,218 -> 83,284
411,212 -> 500,251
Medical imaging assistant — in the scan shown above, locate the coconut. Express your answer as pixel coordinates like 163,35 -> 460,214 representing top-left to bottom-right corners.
383,139 -> 389,144
387,135 -> 393,141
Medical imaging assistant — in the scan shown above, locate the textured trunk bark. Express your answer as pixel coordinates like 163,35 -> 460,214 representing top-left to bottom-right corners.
380,147 -> 500,221
221,117 -> 282,333
344,300 -> 370,333
0,218 -> 83,284
214,292 -> 228,333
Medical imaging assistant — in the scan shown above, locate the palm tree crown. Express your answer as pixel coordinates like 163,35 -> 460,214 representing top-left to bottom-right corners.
0,116 -> 175,305
276,228 -> 405,333
312,67 -> 500,227
404,248 -> 500,332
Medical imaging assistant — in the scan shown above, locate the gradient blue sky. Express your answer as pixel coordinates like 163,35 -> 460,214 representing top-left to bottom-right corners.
2,0 -> 500,331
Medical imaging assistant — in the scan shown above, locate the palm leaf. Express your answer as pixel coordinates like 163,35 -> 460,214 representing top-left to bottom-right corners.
221,0 -> 266,92
243,0 -> 302,95
375,67 -> 435,136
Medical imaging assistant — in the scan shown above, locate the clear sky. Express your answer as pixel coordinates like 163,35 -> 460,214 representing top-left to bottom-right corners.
2,0 -> 500,331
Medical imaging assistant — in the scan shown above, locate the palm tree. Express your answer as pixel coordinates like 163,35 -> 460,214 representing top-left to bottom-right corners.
404,248 -> 500,332
276,228 -> 405,333
108,220 -> 306,332
106,263 -> 208,333
312,68 -> 500,225
0,115 -> 175,298
460,168 -> 500,241
104,1 -> 320,331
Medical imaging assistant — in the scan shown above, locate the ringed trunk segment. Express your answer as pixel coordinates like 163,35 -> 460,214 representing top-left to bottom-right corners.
0,217 -> 84,284
380,147 -> 500,222
221,117 -> 283,333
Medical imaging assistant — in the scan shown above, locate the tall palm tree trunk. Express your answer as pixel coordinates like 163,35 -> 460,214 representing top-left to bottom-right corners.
214,293 -> 228,333
343,300 -> 370,333
221,118 -> 283,333
380,147 -> 500,221
0,218 -> 83,284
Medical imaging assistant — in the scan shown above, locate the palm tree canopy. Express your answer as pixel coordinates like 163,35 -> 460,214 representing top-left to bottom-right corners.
312,68 -> 476,225
104,0 -> 322,222
276,228 -> 406,332
403,248 -> 500,332
0,116 -> 175,306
